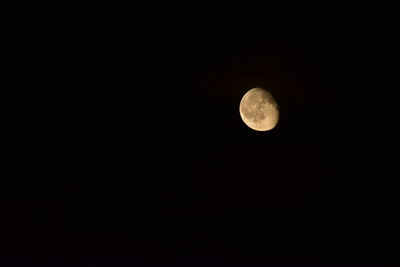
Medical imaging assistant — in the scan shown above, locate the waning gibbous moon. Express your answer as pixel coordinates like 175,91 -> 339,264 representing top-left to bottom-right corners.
239,87 -> 279,131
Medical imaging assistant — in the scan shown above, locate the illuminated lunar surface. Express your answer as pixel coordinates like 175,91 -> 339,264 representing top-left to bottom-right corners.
239,88 -> 279,131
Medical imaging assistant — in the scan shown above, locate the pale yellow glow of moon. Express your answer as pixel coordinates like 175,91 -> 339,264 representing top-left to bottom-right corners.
239,88 -> 279,131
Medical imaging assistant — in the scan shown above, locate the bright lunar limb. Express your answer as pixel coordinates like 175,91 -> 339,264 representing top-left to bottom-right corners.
239,88 -> 279,131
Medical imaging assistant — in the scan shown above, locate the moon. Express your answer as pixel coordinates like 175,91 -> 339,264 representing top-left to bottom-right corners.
239,88 -> 279,131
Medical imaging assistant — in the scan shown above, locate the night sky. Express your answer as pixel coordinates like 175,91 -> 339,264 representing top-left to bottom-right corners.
6,2 -> 400,266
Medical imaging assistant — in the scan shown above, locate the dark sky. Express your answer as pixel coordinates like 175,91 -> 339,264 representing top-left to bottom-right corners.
5,2 -> 400,266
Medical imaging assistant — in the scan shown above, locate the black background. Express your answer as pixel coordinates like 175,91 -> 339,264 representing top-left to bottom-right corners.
5,2 -> 400,266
